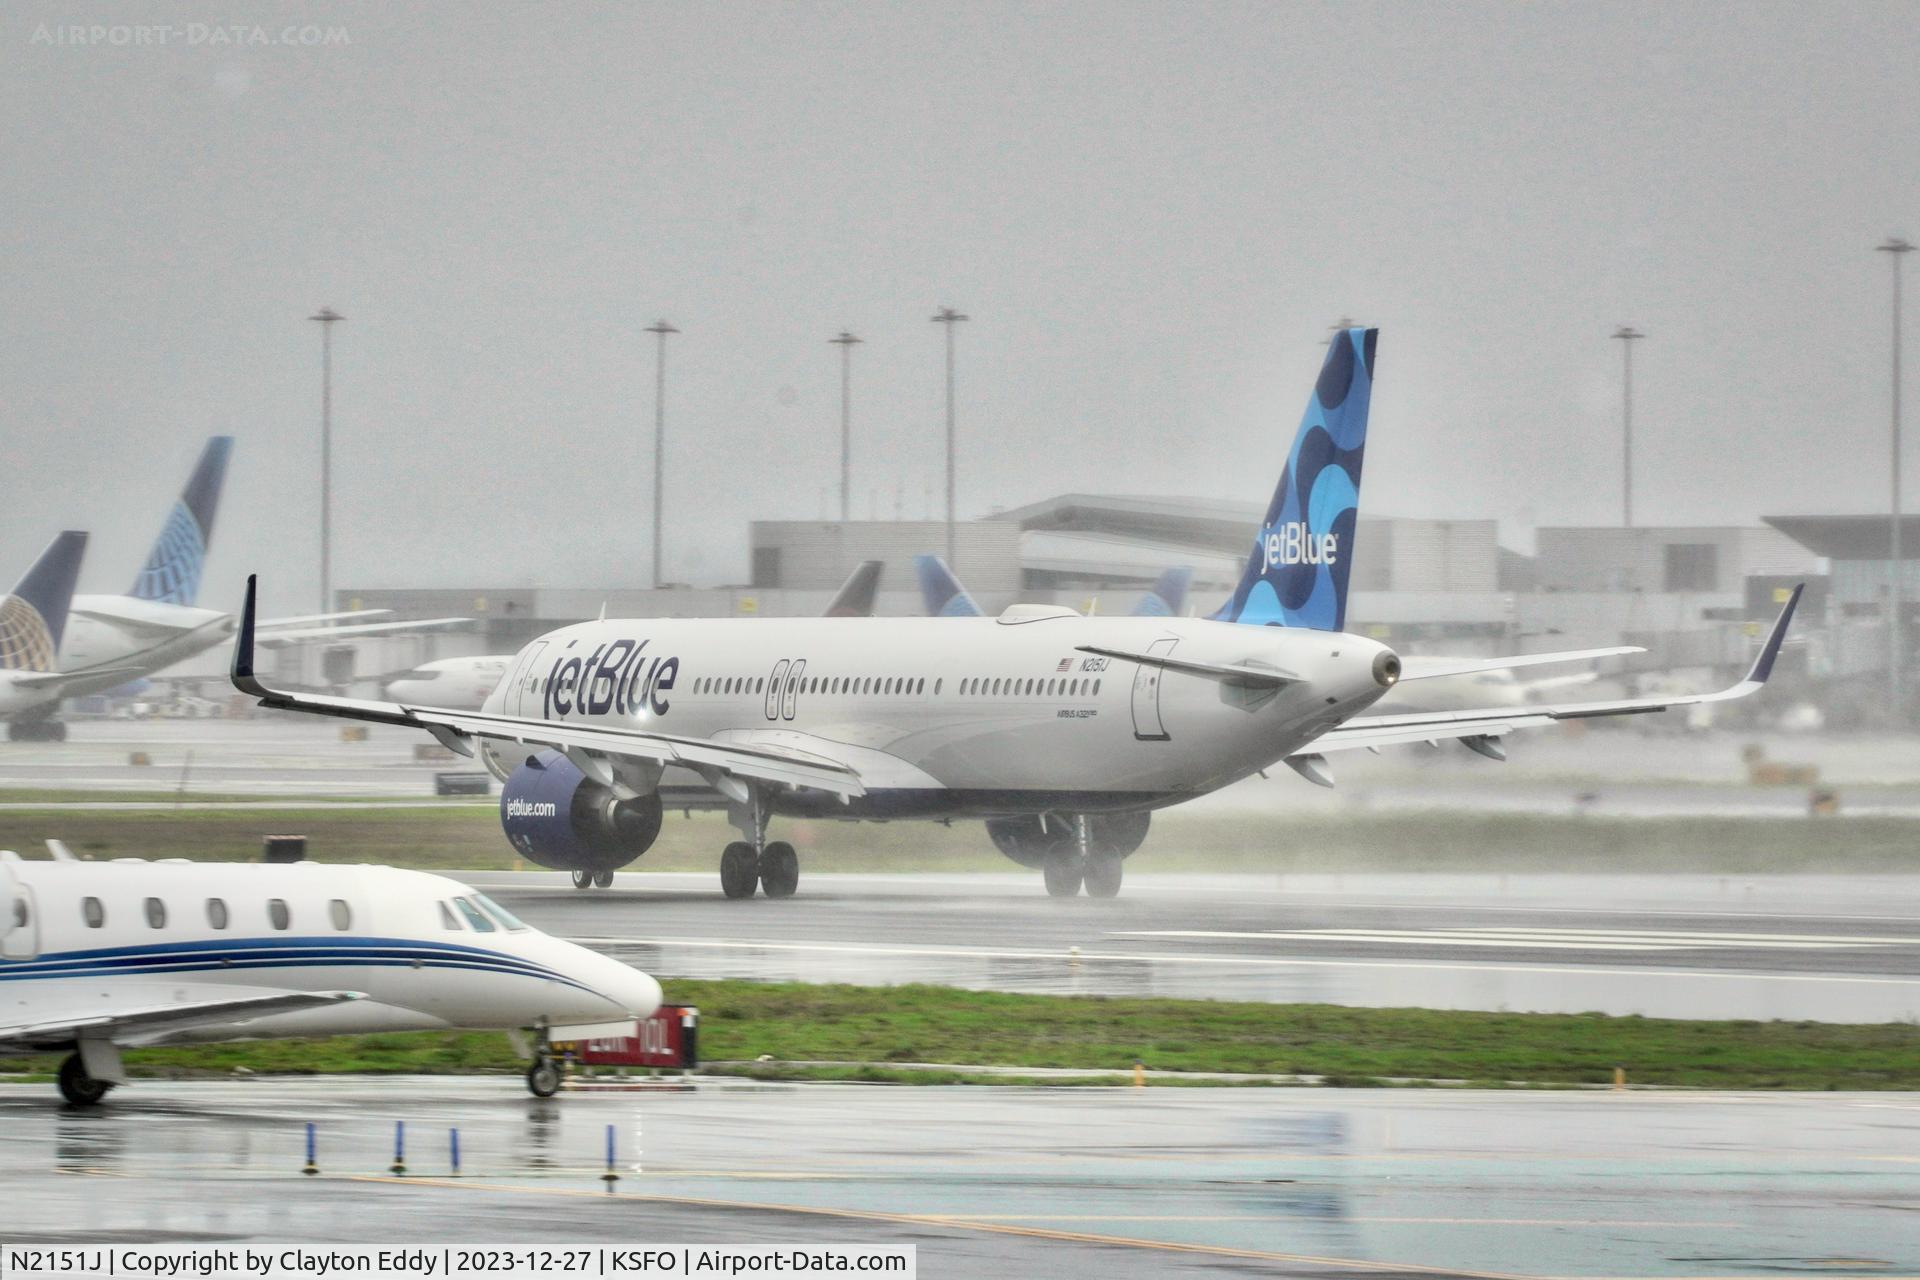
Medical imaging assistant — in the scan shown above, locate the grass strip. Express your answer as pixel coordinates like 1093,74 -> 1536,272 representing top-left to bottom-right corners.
2,803 -> 1917,872
3,979 -> 1918,1090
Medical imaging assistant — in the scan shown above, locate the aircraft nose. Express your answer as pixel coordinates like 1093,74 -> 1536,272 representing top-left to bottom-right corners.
601,957 -> 663,1020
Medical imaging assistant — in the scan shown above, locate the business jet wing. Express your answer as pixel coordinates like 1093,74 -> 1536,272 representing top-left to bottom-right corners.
1396,646 -> 1643,681
1300,586 -> 1800,759
0,989 -> 364,1052
229,577 -> 864,799
254,616 -> 470,646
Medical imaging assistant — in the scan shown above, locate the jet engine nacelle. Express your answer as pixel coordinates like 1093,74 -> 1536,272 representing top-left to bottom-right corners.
500,748 -> 664,873
985,811 -> 1151,868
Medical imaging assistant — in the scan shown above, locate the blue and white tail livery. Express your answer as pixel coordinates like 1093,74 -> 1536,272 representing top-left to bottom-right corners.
129,435 -> 231,605
1216,327 -> 1376,632
0,532 -> 88,672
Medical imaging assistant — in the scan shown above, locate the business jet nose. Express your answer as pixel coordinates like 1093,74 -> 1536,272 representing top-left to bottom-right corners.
595,955 -> 663,1020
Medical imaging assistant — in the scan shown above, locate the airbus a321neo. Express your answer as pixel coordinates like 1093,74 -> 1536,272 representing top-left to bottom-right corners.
228,329 -> 1800,900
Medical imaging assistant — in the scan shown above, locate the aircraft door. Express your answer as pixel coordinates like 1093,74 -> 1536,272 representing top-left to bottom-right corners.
781,660 -> 806,720
0,864 -> 39,961
508,641 -> 549,717
765,660 -> 790,721
1131,638 -> 1178,741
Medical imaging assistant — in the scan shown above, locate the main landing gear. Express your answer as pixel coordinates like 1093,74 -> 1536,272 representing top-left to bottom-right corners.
569,868 -> 616,890
7,719 -> 67,742
719,789 -> 800,899
58,1052 -> 114,1107
1043,816 -> 1125,899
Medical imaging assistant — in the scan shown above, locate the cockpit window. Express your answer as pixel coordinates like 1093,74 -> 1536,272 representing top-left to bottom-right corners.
452,897 -> 496,932
438,901 -> 462,930
472,893 -> 529,932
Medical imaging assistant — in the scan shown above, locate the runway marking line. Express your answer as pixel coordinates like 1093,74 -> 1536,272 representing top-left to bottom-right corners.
572,935 -> 1920,987
349,1174 -> 1539,1279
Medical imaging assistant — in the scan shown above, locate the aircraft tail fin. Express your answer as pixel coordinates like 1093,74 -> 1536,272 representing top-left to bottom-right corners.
1214,328 -> 1376,631
914,554 -> 983,617
2,531 -> 88,669
130,435 -> 232,604
824,560 -> 884,617
1132,567 -> 1193,617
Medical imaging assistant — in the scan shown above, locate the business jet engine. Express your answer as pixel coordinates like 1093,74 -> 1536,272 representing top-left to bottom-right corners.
500,748 -> 663,880
985,810 -> 1150,868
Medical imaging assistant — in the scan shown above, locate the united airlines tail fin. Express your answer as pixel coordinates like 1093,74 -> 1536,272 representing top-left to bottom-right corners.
130,435 -> 232,604
1133,567 -> 1192,618
2,531 -> 88,670
1214,328 -> 1376,631
914,554 -> 983,617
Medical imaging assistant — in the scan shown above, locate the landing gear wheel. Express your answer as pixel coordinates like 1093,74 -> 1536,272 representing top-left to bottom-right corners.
58,1053 -> 113,1108
1083,854 -> 1124,899
759,842 -> 799,899
591,869 -> 614,889
50,721 -> 67,743
570,869 -> 593,890
720,841 -> 759,899
525,1057 -> 561,1098
1042,851 -> 1085,898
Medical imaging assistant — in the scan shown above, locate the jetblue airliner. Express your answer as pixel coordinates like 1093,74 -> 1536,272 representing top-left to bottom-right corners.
230,330 -> 1800,899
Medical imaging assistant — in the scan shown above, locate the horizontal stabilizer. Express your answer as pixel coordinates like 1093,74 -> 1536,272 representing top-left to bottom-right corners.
1397,646 -> 1643,682
1074,644 -> 1296,688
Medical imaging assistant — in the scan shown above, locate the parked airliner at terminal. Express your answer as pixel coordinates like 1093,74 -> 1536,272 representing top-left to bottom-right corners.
229,330 -> 1801,900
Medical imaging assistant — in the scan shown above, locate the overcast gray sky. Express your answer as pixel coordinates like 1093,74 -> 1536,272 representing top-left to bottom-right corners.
3,2 -> 1916,609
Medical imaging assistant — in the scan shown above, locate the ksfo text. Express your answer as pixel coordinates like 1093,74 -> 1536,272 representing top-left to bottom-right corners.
609,1251 -> 910,1275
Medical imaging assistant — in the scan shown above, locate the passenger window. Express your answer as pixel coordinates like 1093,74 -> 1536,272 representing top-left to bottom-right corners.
207,899 -> 229,930
268,899 -> 291,930
1094,679 -> 1102,695
934,679 -> 942,695
453,897 -> 496,932
144,897 -> 166,929
438,901 -> 462,930
82,897 -> 104,928
329,899 -> 352,931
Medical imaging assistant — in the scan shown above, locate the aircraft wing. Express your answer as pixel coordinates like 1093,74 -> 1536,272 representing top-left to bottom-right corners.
257,609 -> 393,629
5,666 -> 147,694
0,989 -> 363,1052
229,577 -> 864,799
254,616 -> 470,646
1396,646 -> 1643,681
1299,586 -> 1801,758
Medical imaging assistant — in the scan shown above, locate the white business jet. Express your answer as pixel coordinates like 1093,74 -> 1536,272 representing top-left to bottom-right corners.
226,329 -> 1800,900
0,845 -> 661,1105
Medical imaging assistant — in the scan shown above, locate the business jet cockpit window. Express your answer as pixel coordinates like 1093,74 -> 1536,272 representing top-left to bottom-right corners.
452,897 -> 496,932
472,893 -> 529,932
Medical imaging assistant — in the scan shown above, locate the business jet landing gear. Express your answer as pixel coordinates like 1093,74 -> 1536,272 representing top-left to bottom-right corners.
719,791 -> 800,899
57,1053 -> 114,1107
525,1028 -> 562,1097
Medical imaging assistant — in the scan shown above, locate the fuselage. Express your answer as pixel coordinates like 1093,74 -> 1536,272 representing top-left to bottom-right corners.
474,608 -> 1399,820
0,859 -> 661,1045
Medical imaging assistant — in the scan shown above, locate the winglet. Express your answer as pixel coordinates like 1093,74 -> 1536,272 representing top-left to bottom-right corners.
1745,583 -> 1803,685
230,574 -> 268,697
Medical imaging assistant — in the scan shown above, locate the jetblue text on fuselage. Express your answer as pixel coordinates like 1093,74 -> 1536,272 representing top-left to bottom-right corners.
1261,522 -> 1339,568
543,637 -> 678,718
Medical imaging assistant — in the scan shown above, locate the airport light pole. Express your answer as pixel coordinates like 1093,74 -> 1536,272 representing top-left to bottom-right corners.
931,307 -> 968,566
309,307 -> 344,614
1880,238 -> 1914,718
646,320 -> 679,589
830,331 -> 863,523
1612,326 -> 1644,527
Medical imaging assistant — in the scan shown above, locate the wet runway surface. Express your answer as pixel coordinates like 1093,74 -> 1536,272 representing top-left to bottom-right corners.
472,872 -> 1920,1022
3,1077 -> 1916,1278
